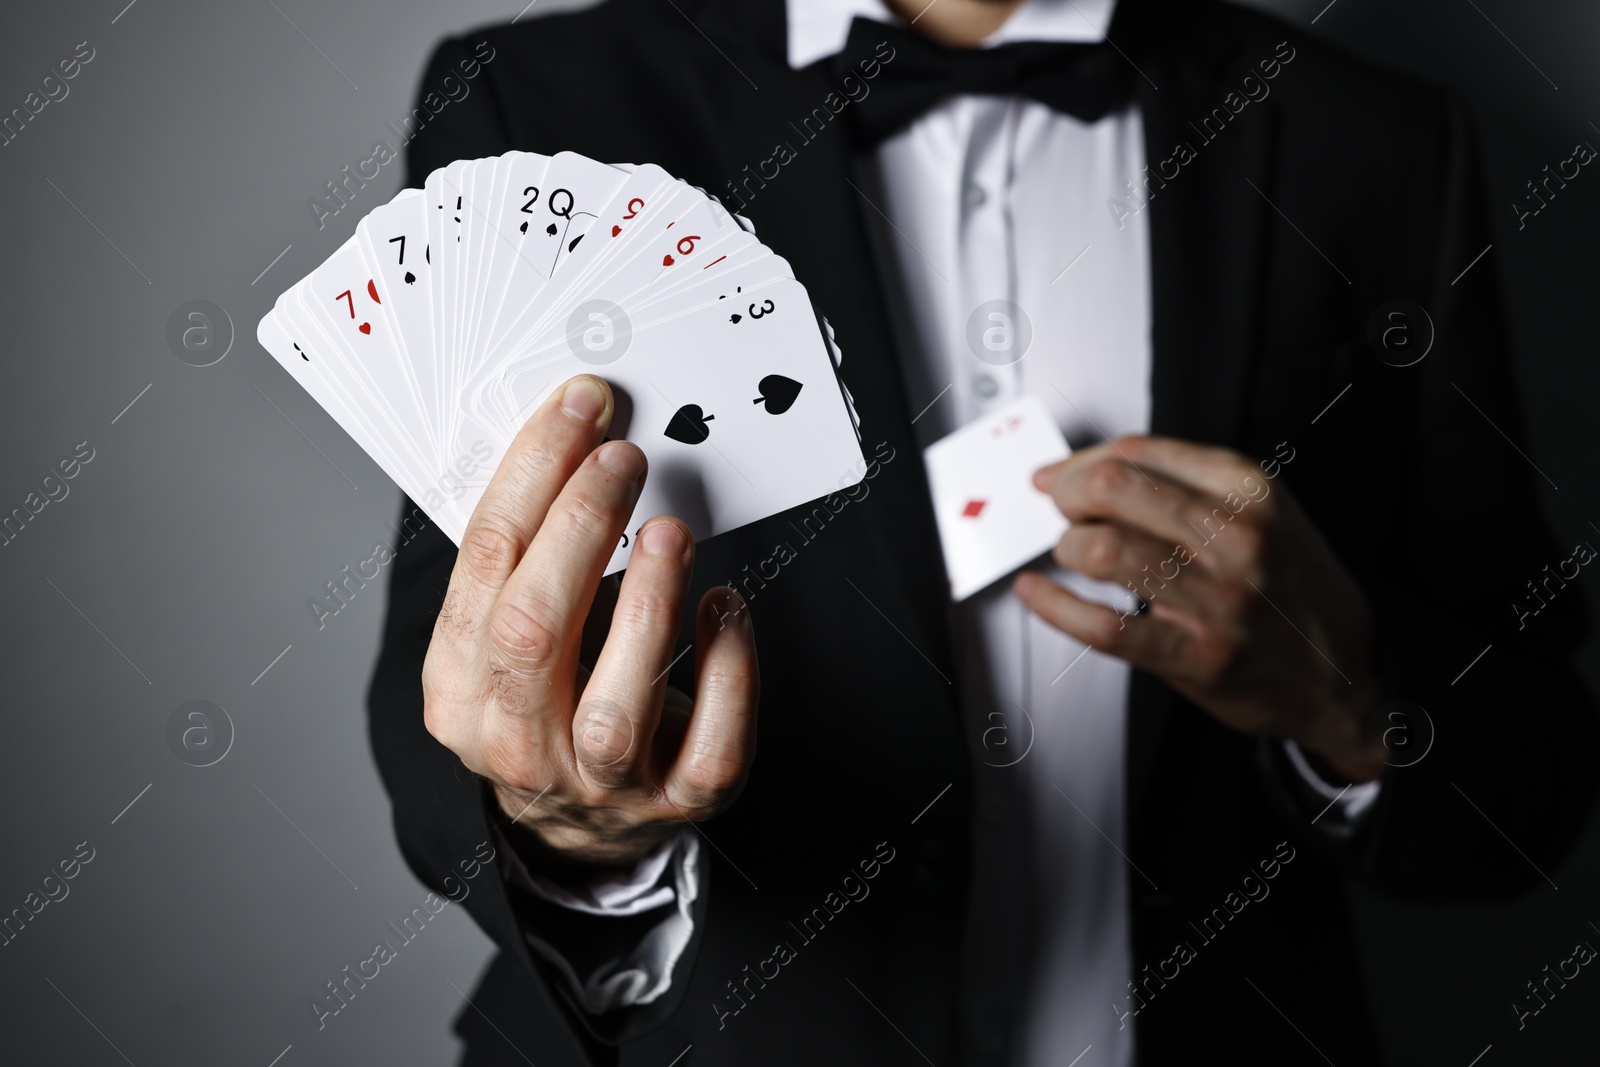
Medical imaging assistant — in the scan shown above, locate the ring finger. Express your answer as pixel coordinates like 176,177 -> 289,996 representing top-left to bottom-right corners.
575,518 -> 695,790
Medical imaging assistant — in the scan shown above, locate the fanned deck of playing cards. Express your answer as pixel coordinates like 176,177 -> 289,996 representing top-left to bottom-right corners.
258,151 -> 864,573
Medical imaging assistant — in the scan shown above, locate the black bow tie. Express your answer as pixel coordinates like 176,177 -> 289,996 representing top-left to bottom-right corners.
834,16 -> 1138,147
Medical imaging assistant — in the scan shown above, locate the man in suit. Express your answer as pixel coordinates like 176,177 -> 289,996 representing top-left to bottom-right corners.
368,0 -> 1598,1063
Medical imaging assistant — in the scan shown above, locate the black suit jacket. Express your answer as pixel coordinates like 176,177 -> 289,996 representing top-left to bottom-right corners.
367,1 -> 1598,1064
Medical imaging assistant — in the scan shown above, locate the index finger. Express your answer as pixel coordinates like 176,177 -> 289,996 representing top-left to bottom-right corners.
1037,456 -> 1216,555
445,376 -> 614,632
1036,435 -> 1255,499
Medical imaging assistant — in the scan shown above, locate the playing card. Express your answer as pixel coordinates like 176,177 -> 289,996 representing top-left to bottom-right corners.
526,151 -> 631,280
923,394 -> 1071,601
471,151 -> 550,376
499,276 -> 861,573
255,151 -> 865,565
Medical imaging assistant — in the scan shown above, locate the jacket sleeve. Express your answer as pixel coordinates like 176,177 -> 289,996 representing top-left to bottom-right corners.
1263,94 -> 1599,901
365,34 -> 710,1060
402,35 -> 514,181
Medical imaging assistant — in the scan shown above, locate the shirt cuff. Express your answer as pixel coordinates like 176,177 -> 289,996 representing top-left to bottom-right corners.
1282,739 -> 1382,825
516,834 -> 680,916
499,828 -> 701,1013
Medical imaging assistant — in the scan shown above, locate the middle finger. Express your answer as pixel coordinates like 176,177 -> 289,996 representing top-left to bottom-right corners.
1052,520 -> 1214,609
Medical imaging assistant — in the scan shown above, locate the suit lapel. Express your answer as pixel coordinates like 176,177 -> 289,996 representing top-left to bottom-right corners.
1141,52 -> 1275,445
691,0 -> 1283,827
1125,32 -> 1278,832
694,0 -> 957,678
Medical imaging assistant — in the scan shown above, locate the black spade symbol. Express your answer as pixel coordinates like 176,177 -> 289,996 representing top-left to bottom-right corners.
569,233 -> 584,252
664,404 -> 715,445
729,313 -> 742,324
294,343 -> 308,362
753,374 -> 803,415
546,222 -> 558,236
403,271 -> 416,284
519,220 -> 529,234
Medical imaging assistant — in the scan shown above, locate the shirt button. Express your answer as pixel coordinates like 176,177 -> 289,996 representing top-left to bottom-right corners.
973,373 -> 999,398
965,183 -> 987,210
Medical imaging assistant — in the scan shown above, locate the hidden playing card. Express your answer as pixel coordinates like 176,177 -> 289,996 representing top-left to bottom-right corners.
257,151 -> 864,568
923,394 -> 1072,601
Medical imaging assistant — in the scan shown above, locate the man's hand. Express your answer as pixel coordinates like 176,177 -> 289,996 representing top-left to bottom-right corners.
422,375 -> 759,868
1016,436 -> 1388,783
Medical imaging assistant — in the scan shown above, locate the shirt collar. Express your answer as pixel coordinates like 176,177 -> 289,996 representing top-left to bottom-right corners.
785,0 -> 1119,70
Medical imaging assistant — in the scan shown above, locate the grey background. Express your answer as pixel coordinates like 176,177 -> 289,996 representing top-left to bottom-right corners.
0,1 -> 1595,1064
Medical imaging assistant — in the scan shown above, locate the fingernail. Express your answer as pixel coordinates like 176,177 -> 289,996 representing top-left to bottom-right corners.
639,521 -> 687,560
597,439 -> 646,481
561,377 -> 607,423
709,586 -> 747,629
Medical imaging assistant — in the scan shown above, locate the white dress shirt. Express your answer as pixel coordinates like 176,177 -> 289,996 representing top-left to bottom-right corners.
519,3 -> 1380,1062
816,5 -> 1149,1063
